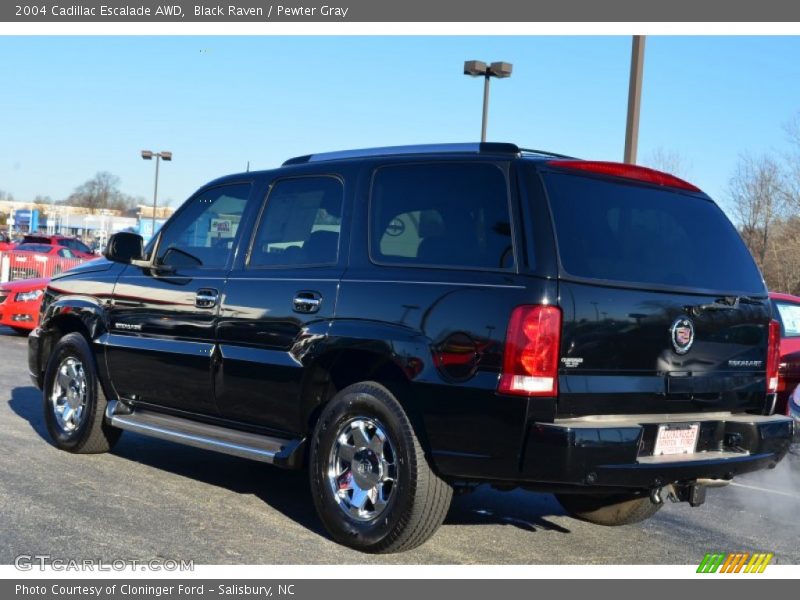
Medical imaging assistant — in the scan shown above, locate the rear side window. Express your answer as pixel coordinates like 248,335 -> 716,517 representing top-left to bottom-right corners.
370,163 -> 514,270
542,172 -> 765,294
16,244 -> 51,253
775,301 -> 800,338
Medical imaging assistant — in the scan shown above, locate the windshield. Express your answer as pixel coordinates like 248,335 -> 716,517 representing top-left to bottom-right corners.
542,171 -> 766,295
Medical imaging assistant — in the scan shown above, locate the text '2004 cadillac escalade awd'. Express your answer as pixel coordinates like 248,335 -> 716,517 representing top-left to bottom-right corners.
29,143 -> 795,553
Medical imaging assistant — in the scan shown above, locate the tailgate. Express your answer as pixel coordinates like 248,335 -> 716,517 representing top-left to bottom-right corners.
557,282 -> 771,416
536,165 -> 771,418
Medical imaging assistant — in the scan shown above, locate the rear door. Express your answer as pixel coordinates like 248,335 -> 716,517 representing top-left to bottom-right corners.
530,164 -> 772,417
215,174 -> 348,435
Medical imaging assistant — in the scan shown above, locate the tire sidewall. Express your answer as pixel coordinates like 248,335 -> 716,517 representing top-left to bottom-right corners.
42,333 -> 99,451
310,384 -> 416,550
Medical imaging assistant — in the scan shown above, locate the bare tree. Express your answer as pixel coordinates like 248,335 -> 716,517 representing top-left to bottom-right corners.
65,172 -> 138,214
642,147 -> 691,178
763,216 -> 800,294
783,112 -> 800,212
728,153 -> 787,269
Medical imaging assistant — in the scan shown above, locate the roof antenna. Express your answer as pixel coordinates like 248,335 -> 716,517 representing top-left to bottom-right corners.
246,160 -> 250,172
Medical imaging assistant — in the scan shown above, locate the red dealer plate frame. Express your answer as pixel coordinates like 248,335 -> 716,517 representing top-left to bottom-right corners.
653,423 -> 700,456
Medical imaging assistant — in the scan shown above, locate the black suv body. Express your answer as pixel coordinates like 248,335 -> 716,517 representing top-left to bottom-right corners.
29,143 -> 794,552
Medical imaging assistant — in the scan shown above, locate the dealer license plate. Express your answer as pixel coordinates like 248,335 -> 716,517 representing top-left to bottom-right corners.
653,423 -> 699,456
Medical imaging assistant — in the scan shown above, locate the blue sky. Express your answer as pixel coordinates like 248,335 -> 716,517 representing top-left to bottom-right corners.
1,36 -> 799,218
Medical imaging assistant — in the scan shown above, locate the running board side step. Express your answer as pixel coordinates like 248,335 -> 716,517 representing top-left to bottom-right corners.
105,400 -> 305,468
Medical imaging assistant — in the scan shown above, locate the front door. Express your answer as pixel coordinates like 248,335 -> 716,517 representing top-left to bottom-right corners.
104,182 -> 252,415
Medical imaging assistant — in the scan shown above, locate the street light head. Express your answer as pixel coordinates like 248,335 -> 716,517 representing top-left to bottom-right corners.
160,151 -> 173,161
141,150 -> 153,160
489,62 -> 513,78
463,60 -> 487,77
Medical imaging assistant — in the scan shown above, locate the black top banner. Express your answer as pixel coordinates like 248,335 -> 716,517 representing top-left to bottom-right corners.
3,0 -> 800,22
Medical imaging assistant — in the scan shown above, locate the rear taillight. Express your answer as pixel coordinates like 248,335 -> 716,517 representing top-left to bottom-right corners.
767,319 -> 781,394
498,305 -> 561,396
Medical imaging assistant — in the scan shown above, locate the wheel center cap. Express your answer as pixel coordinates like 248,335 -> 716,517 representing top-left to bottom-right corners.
352,449 -> 381,487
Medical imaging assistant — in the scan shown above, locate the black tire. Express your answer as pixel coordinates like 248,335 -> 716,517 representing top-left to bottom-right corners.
556,491 -> 662,526
309,381 -> 453,553
42,332 -> 121,453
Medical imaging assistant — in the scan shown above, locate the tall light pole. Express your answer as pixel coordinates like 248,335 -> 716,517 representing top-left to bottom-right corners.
141,150 -> 172,239
624,36 -> 646,164
464,60 -> 513,142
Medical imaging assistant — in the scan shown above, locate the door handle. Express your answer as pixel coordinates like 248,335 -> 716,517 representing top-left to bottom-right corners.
293,291 -> 322,314
196,288 -> 219,309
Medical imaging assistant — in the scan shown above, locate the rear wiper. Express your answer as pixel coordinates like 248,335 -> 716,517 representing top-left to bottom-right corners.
689,296 -> 763,314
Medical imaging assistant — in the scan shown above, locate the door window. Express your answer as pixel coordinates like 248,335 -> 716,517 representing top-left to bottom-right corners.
249,176 -> 343,268
156,183 -> 251,270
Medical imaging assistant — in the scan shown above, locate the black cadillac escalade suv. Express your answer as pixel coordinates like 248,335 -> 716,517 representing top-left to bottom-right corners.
28,143 -> 794,553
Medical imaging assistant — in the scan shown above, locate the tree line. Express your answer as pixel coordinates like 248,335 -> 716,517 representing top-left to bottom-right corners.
726,114 -> 800,296
0,173 -> 149,228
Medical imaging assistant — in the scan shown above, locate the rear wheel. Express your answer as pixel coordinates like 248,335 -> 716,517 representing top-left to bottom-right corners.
309,381 -> 453,553
556,491 -> 662,526
43,332 -> 121,453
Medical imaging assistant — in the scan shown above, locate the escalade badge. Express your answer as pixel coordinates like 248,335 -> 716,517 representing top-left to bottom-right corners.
671,318 -> 694,355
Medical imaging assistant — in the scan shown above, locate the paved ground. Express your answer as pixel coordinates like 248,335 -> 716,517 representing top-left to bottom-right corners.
1,325 -> 798,565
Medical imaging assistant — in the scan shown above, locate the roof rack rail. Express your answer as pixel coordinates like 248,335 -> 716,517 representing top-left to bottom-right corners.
519,147 -> 578,159
282,142 -> 521,166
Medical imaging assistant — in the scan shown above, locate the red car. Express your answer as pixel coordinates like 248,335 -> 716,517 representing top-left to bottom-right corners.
769,291 -> 800,414
7,243 -> 84,280
22,234 -> 95,259
0,277 -> 47,334
0,233 -> 14,252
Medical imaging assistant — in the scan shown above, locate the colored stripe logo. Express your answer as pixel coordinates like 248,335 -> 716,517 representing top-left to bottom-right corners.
697,552 -> 773,573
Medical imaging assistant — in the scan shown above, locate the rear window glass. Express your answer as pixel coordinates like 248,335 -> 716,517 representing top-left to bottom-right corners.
370,163 -> 514,270
775,301 -> 800,338
543,172 -> 765,294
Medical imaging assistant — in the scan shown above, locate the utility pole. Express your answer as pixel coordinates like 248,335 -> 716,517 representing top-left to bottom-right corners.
624,36 -> 646,164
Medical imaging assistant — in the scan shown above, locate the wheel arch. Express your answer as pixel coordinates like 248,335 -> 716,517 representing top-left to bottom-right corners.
37,297 -> 109,393
299,323 -> 435,455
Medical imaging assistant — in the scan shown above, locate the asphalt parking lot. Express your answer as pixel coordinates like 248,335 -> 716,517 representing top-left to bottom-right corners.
1,326 -> 798,565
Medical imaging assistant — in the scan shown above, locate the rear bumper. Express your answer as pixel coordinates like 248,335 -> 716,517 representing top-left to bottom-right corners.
521,413 -> 793,489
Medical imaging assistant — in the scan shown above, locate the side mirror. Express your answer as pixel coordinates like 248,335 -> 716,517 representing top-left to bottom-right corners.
104,232 -> 144,264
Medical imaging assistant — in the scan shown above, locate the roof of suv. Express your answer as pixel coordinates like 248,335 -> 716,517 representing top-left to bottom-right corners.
205,142 -> 704,197
282,142 -> 575,166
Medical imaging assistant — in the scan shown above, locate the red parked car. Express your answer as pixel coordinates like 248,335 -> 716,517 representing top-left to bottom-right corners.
769,291 -> 800,414
22,235 -> 95,259
0,232 -> 14,252
7,243 -> 84,280
0,277 -> 47,334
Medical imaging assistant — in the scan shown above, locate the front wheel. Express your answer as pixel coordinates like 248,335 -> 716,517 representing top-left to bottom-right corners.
309,381 -> 452,553
43,332 -> 121,453
556,491 -> 662,526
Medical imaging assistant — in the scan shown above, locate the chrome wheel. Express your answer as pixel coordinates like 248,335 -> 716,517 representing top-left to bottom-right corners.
50,356 -> 88,433
327,417 -> 398,521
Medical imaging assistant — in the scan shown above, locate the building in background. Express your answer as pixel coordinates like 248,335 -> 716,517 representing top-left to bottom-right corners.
0,200 -> 175,248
